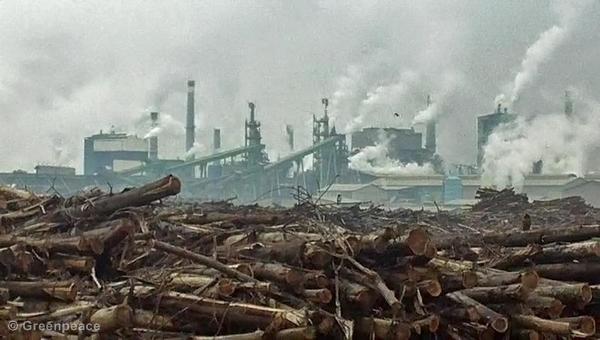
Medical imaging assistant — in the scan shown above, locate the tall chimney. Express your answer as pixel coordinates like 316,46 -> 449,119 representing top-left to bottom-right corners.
286,124 -> 294,150
186,80 -> 195,152
149,111 -> 159,161
425,95 -> 436,153
564,90 -> 573,116
213,128 -> 221,151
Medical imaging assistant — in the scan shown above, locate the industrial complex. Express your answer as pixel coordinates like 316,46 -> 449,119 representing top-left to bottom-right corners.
1,81 -> 598,208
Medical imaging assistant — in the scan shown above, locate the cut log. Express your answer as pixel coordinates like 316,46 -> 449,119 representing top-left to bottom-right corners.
52,175 -> 181,220
555,316 -> 595,337
0,280 -> 77,301
533,240 -> 600,264
250,262 -> 305,288
385,228 -> 436,258
340,279 -> 378,312
300,288 -> 332,304
525,294 -> 564,319
355,317 -> 411,340
459,284 -> 532,303
168,273 -> 236,297
512,314 -> 594,337
47,254 -> 95,273
435,224 -> 600,249
476,269 -> 538,290
132,309 -> 175,330
446,291 -> 508,333
411,314 -> 440,334
90,304 -> 133,333
437,306 -> 480,322
535,283 -> 592,306
488,244 -> 542,269
533,262 -> 600,283
151,240 -> 257,283
132,287 -> 308,329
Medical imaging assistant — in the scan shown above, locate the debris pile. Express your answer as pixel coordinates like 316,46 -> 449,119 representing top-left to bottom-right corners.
0,177 -> 599,339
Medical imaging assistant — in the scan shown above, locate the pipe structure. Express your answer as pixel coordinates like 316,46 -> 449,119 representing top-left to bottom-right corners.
186,80 -> 196,153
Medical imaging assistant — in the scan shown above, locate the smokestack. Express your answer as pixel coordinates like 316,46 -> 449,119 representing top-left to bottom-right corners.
149,111 -> 159,161
186,80 -> 195,152
425,95 -> 436,153
213,128 -> 221,151
286,124 -> 294,150
249,102 -> 255,122
564,90 -> 573,116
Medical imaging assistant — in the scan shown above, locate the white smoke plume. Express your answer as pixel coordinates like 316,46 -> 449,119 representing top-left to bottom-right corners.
185,142 -> 208,159
501,1 -> 592,106
349,137 -> 435,176
481,92 -> 600,190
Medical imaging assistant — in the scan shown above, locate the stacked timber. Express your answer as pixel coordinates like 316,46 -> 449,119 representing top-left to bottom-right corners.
0,179 -> 598,339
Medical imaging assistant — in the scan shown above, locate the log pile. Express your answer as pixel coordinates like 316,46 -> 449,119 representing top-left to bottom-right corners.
0,179 -> 599,339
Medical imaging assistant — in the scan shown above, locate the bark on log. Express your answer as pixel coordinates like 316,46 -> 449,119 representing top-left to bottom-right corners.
0,280 -> 77,301
133,287 -> 308,329
435,224 -> 600,249
355,317 -> 411,340
168,273 -> 236,297
340,279 -> 378,312
300,289 -> 332,304
476,270 -> 539,290
250,262 -> 305,288
459,283 -> 532,303
489,244 -> 542,269
47,254 -> 95,273
411,314 -> 440,334
151,240 -> 257,283
512,314 -> 594,337
90,304 -> 133,333
496,241 -> 600,268
535,283 -> 592,306
53,175 -> 181,220
525,294 -> 564,319
132,309 -> 175,330
533,262 -> 600,283
184,327 -> 317,340
0,218 -> 136,255
446,291 -> 508,333
384,228 -> 437,258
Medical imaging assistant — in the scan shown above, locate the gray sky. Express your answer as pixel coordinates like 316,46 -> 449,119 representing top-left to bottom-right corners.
1,0 -> 599,172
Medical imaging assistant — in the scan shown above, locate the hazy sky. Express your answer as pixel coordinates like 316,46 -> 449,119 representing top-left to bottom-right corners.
1,0 -> 599,172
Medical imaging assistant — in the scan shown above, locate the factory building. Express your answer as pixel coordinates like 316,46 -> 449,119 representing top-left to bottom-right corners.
351,127 -> 434,165
83,131 -> 148,175
323,174 -> 600,208
477,104 -> 516,166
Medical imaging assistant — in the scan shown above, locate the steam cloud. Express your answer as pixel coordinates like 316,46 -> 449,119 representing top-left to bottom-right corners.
0,1 -> 599,173
499,1 -> 592,107
481,91 -> 600,190
349,137 -> 435,177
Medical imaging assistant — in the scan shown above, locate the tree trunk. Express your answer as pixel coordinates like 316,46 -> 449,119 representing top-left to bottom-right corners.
446,291 -> 508,333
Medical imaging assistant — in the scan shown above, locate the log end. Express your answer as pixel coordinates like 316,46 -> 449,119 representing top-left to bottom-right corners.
462,271 -> 478,289
520,270 -> 539,290
490,316 -> 509,333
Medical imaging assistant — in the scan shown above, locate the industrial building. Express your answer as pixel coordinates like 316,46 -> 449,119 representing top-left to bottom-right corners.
477,103 -> 516,166
1,79 -> 598,209
323,174 -> 600,208
83,131 -> 148,175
